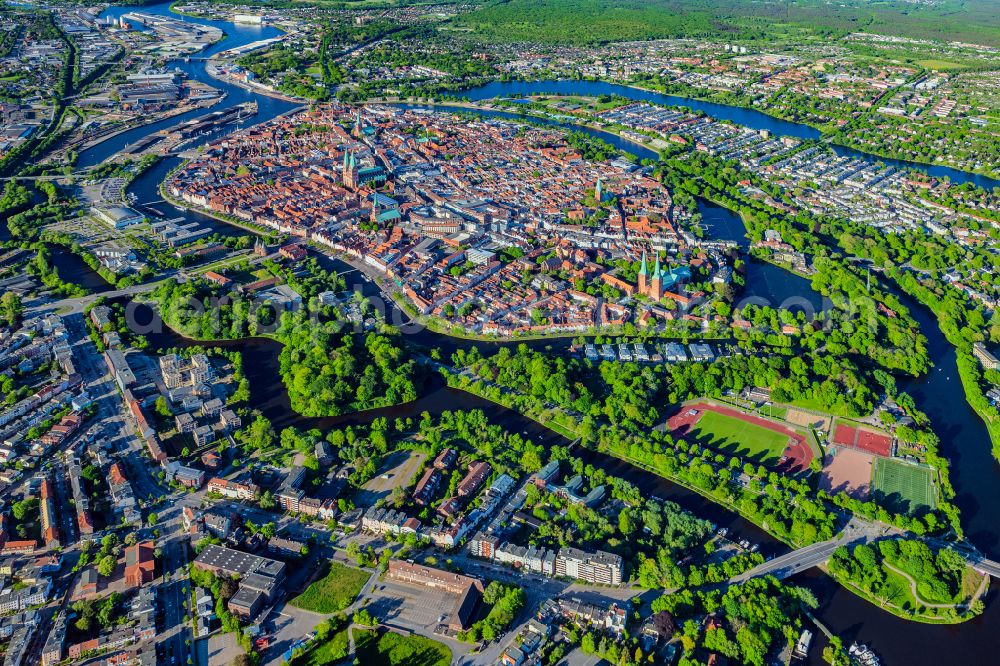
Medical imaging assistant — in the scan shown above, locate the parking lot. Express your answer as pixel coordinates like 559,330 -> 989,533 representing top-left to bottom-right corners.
355,450 -> 426,508
366,579 -> 457,633
259,603 -> 327,666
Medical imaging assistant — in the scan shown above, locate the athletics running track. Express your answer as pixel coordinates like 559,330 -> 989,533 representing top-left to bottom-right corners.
668,402 -> 814,474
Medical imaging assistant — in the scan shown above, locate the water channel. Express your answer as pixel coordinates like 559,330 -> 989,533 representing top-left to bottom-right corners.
455,79 -> 1000,191
84,4 -> 1000,662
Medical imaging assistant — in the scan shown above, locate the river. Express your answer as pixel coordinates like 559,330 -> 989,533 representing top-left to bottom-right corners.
92,4 -> 1000,663
454,80 -> 1000,191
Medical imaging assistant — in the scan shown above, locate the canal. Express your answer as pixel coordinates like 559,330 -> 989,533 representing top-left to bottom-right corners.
48,245 -> 113,293
94,3 -> 1000,663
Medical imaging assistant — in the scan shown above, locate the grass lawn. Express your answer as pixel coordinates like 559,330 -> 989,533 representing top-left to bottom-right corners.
915,58 -> 965,70
959,566 -> 987,602
763,406 -> 788,420
689,410 -> 790,464
289,562 -> 370,614
301,629 -> 350,666
355,629 -> 451,666
879,567 -> 915,607
872,457 -> 936,514
880,567 -> 926,611
787,395 -> 855,417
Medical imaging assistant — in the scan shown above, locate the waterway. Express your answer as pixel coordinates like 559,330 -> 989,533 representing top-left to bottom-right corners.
80,5 -> 298,169
698,199 -> 827,316
90,4 -> 1000,663
132,300 -> 783,556
0,190 -> 113,291
454,79 -> 1000,191
48,245 -> 112,293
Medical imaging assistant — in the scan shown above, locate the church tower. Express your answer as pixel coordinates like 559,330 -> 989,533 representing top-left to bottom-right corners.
638,251 -> 649,295
595,177 -> 603,203
343,150 -> 358,190
353,111 -> 364,139
651,255 -> 664,300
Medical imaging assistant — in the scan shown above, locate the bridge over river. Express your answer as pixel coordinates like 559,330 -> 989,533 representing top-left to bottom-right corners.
730,518 -> 1000,585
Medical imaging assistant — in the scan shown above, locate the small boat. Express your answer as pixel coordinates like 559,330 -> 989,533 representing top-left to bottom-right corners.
848,642 -> 880,666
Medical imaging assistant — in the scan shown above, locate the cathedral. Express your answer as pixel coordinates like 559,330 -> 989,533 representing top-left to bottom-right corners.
637,251 -> 664,300
637,251 -> 691,301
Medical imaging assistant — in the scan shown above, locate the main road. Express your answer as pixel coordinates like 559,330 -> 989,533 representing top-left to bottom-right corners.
728,517 -> 888,585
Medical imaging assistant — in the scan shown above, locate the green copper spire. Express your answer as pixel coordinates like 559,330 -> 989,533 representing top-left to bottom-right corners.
595,177 -> 602,201
653,254 -> 662,279
639,251 -> 648,276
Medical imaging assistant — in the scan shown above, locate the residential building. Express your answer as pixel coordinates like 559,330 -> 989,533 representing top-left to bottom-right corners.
555,548 -> 623,585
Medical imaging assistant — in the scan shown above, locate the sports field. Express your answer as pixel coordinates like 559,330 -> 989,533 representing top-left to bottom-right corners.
689,409 -> 791,464
833,422 -> 893,457
872,457 -> 936,513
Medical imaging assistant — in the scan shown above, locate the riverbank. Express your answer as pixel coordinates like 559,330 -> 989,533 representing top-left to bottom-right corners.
825,562 -> 988,625
495,77 -> 1000,185
888,268 -> 1000,460
368,96 -> 663,159
442,370 -> 822,546
446,79 -> 1000,191
204,60 -> 306,104
61,94 -> 226,164
158,179 -> 280,238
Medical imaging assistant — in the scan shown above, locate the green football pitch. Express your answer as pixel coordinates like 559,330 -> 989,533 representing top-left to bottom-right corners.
689,410 -> 790,464
872,457 -> 936,513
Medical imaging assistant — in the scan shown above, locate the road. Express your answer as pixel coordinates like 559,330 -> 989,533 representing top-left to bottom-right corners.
157,536 -> 193,666
969,556 -> 1000,578
27,279 -> 166,315
727,518 -> 889,585
62,312 -> 197,665
63,312 -> 166,499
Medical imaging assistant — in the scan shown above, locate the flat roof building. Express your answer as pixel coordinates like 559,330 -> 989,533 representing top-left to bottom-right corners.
94,206 -> 144,229
194,544 -> 286,581
386,560 -> 483,631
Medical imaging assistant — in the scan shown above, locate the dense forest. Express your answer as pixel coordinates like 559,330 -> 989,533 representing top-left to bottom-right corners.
450,0 -> 1000,47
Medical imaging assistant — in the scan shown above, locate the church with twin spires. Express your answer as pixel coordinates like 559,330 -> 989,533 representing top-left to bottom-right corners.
637,251 -> 666,300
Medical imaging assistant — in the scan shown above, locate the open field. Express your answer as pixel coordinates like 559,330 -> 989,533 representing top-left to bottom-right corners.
916,59 -> 965,70
355,629 -> 452,666
300,629 -> 350,666
872,457 -> 936,513
288,562 -> 370,614
819,446 -> 874,499
669,401 -> 813,472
